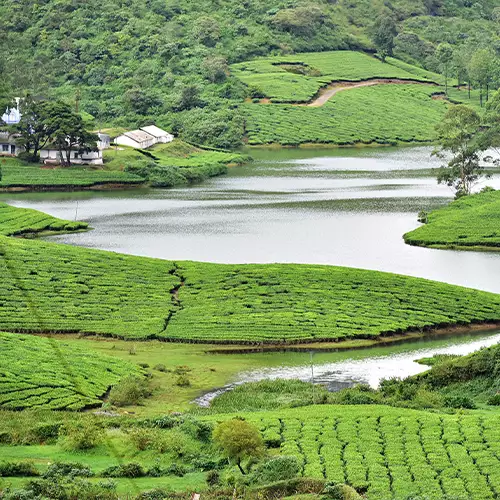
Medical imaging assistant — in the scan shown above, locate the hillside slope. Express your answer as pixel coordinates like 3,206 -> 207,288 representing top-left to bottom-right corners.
1,0 -> 499,147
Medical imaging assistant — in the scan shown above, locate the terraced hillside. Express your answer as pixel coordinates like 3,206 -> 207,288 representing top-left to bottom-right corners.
1,204 -> 500,343
211,405 -> 500,500
0,332 -> 139,410
404,190 -> 500,250
232,51 -> 474,146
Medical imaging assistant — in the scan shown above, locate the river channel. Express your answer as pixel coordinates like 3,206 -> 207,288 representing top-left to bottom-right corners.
3,146 -> 500,399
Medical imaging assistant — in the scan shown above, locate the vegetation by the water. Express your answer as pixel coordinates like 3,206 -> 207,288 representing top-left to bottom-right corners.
0,331 -> 140,410
1,204 -> 500,345
0,158 -> 143,190
243,84 -> 449,146
231,51 -> 436,103
404,189 -> 500,249
0,202 -> 87,236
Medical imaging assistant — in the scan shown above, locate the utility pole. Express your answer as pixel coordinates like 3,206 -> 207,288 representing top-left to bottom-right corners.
310,350 -> 315,404
74,201 -> 79,222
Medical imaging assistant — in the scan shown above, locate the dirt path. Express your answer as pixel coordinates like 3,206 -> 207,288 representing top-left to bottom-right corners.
295,78 -> 438,107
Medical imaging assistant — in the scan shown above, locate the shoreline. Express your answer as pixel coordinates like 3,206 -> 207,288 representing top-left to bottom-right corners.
245,140 -> 434,150
405,240 -> 500,253
0,182 -> 146,193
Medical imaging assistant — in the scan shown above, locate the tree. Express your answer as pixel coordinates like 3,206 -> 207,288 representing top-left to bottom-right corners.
481,89 -> 500,155
202,56 -> 229,83
15,98 -> 58,161
436,43 -> 453,94
468,49 -> 495,106
371,11 -> 397,62
433,105 -> 490,197
47,102 -> 98,167
452,45 -> 471,93
212,418 -> 264,474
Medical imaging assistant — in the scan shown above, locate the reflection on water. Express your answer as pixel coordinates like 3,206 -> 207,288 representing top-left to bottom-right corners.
195,331 -> 500,406
2,146 -> 500,292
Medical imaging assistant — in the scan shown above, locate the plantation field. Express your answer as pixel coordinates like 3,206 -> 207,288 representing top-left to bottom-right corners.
0,158 -> 143,189
243,84 -> 448,146
0,202 -> 88,236
216,405 -> 500,500
231,51 -> 436,103
166,262 -> 500,343
404,190 -> 500,250
1,203 -> 500,343
0,332 -> 139,410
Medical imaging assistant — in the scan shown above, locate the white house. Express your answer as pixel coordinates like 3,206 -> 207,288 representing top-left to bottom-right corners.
97,132 -> 111,150
114,129 -> 156,149
140,125 -> 174,144
39,147 -> 103,165
0,133 -> 19,156
1,98 -> 21,125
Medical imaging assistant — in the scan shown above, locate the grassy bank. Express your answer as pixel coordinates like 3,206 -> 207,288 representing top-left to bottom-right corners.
404,189 -> 500,250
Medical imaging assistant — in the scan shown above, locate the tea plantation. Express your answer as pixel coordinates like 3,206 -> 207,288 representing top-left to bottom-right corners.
231,51 -> 438,103
0,159 -> 143,189
216,405 -> 500,500
1,204 -> 500,343
0,332 -> 139,410
243,84 -> 448,146
404,190 -> 500,250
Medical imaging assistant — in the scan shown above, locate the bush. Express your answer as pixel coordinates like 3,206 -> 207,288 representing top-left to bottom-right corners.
58,420 -> 104,451
250,478 -> 325,498
324,481 -> 362,499
43,462 -> 93,478
102,463 -> 145,478
108,375 -> 152,407
207,469 -> 221,487
444,395 -> 477,409
175,375 -> 191,387
487,394 -> 500,406
0,461 -> 39,477
153,364 -> 168,372
135,488 -> 172,500
250,456 -> 301,485
128,428 -> 158,451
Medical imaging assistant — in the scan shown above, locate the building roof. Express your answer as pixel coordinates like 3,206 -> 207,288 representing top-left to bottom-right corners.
121,130 -> 155,144
140,125 -> 172,138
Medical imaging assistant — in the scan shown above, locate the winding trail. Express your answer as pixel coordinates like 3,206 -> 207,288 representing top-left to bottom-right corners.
305,78 -> 438,107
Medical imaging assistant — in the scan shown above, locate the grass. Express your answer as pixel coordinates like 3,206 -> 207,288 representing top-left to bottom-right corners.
243,84 -> 448,146
404,190 -> 500,250
0,332 -> 140,410
231,51 -> 436,103
0,158 -> 143,189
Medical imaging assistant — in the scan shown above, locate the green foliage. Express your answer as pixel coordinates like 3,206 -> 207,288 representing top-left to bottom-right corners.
214,405 -> 500,499
58,419 -> 104,451
323,481 -> 362,500
0,461 -> 39,477
210,380 -> 330,412
249,456 -> 301,485
371,11 -> 398,61
0,332 -> 139,410
232,51 -> 434,103
213,419 -> 264,473
42,462 -> 93,479
108,375 -> 152,407
102,463 -> 146,478
243,84 -> 448,146
404,189 -> 500,248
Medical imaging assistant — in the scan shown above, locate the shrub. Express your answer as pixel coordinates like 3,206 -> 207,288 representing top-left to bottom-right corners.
108,375 -> 151,407
324,481 -> 362,499
58,420 -> 104,451
444,395 -> 477,409
175,375 -> 191,387
135,488 -> 172,500
153,364 -> 168,372
0,461 -> 39,477
43,462 -> 93,479
128,428 -> 158,451
101,463 -> 145,478
487,393 -> 500,406
250,456 -> 301,485
207,469 -> 221,487
180,418 -> 213,442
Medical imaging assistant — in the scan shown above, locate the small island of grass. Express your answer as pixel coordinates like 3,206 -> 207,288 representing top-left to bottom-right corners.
404,189 -> 500,251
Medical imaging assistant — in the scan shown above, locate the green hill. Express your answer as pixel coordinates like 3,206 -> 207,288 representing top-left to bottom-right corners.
404,189 -> 500,250
1,0 -> 498,147
1,203 -> 500,343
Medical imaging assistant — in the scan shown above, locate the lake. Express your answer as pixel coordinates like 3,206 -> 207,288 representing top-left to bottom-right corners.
3,145 -> 500,292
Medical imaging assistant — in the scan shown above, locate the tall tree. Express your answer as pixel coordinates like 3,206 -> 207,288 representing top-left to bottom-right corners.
15,98 -> 57,161
371,11 -> 398,62
436,43 -> 453,94
468,49 -> 495,107
434,105 -> 490,197
47,102 -> 98,167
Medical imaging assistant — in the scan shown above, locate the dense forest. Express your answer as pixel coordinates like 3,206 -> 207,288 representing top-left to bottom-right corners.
1,0 -> 500,147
